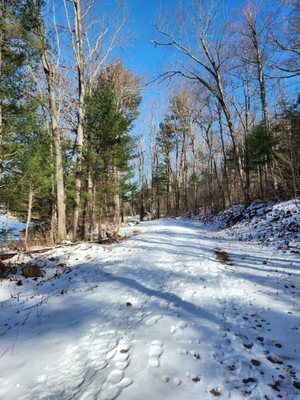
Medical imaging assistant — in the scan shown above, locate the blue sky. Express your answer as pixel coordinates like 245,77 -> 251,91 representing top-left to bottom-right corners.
121,0 -> 246,139
124,0 -> 243,78
52,0 -> 298,149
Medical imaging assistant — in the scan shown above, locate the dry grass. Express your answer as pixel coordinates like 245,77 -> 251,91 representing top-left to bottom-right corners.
0,260 -> 17,280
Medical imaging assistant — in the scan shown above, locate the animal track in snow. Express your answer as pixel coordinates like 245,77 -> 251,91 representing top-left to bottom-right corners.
148,340 -> 164,367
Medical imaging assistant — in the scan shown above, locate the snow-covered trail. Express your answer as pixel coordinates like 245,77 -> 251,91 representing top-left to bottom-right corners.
0,220 -> 299,399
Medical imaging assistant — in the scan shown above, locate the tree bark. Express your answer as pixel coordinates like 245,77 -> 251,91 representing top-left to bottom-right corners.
244,6 -> 270,132
113,168 -> 121,236
217,104 -> 231,205
138,142 -> 145,221
71,0 -> 85,242
0,1 -> 3,172
41,52 -> 67,243
25,186 -> 34,247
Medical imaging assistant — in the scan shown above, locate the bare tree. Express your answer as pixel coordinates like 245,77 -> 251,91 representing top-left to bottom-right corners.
240,0 -> 272,132
32,0 -> 67,243
0,1 -> 3,172
137,137 -> 145,221
154,0 -> 250,203
272,0 -> 300,78
63,0 -> 127,241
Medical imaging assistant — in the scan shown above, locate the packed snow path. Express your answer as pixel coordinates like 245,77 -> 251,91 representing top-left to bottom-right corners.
0,220 -> 299,399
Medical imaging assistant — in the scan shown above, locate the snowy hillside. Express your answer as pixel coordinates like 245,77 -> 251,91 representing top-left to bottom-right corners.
196,199 -> 300,252
0,220 -> 299,399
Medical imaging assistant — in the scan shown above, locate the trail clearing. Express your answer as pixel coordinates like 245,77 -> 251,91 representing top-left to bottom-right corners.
0,220 -> 299,399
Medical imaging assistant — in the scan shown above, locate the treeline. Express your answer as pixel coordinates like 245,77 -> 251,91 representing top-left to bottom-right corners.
0,0 -> 141,243
0,0 -> 299,243
136,0 -> 300,219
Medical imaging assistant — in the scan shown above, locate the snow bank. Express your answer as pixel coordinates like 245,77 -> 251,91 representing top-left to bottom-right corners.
0,211 -> 25,243
198,199 -> 300,252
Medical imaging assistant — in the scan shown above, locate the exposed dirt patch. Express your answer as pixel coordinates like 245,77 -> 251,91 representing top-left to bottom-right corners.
293,380 -> 300,390
210,388 -> 221,396
214,248 -> 235,266
243,377 -> 256,384
266,356 -> 283,365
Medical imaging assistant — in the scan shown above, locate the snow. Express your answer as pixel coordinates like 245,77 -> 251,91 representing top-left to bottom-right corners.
0,219 -> 299,399
0,212 -> 25,243
195,199 -> 300,252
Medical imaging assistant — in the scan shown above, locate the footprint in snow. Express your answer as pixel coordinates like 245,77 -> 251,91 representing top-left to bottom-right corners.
144,315 -> 163,326
99,339 -> 133,399
98,385 -> 121,400
148,340 -> 164,367
173,377 -> 182,385
107,370 -> 124,383
170,321 -> 187,335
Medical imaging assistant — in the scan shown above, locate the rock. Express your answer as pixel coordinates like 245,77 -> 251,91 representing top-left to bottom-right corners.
22,264 -> 43,278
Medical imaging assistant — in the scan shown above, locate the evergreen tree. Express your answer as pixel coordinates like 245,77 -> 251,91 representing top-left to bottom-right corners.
0,99 -> 52,242
83,66 -> 141,235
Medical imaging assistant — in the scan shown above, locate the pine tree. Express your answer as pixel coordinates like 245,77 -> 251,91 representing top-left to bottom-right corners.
83,66 -> 141,238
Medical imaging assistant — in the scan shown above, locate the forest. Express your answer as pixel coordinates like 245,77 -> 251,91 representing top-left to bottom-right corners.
0,0 -> 299,245
0,2 -> 300,400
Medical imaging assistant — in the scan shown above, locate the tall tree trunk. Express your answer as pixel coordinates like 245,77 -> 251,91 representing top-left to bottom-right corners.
217,78 -> 250,204
71,0 -> 85,242
25,186 -> 34,247
113,168 -> 121,236
81,178 -> 89,240
47,119 -> 57,244
98,208 -> 102,242
175,137 -> 180,214
150,113 -> 157,216
250,21 -> 270,131
89,178 -> 95,242
0,1 -> 3,172
244,5 -> 271,195
166,155 -> 172,215
178,130 -> 188,211
213,158 -> 225,210
138,144 -> 145,221
41,53 -> 67,243
190,121 -> 198,212
218,105 -> 231,205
